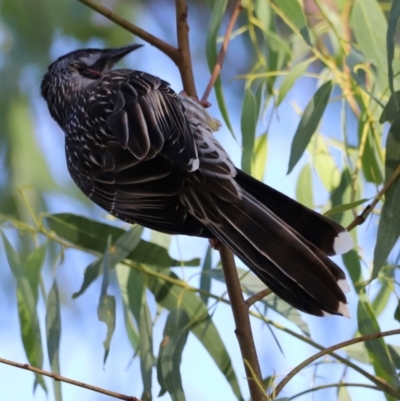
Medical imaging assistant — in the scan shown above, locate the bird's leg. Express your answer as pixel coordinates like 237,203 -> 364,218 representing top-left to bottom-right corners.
179,91 -> 211,108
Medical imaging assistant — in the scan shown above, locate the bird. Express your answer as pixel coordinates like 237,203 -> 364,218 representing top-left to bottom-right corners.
41,44 -> 354,317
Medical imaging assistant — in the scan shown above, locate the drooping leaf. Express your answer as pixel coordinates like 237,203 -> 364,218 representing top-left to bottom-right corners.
287,81 -> 332,174
274,0 -> 311,46
199,245 -> 212,306
277,59 -> 314,105
380,91 -> 400,123
373,119 -> 400,278
241,88 -> 258,174
46,214 -> 199,269
157,308 -> 190,401
351,0 -> 388,90
147,268 -> 243,401
358,112 -> 384,184
296,163 -> 313,209
1,233 -> 46,391
386,0 -> 400,97
97,237 -> 116,364
205,0 -> 234,135
342,250 -> 362,293
73,226 -> 143,298
251,133 -> 268,181
358,296 -> 400,393
46,281 -> 62,401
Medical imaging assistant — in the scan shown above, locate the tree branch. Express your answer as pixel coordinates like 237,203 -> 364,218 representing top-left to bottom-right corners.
274,328 -> 400,398
220,245 -> 268,401
76,0 -> 178,63
0,357 -> 142,401
175,0 -> 197,97
201,0 -> 242,102
347,163 -> 400,231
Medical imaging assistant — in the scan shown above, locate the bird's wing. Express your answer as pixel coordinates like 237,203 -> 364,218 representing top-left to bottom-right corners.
99,70 -> 199,172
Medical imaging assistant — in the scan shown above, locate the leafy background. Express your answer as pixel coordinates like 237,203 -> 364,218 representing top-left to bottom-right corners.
0,0 -> 400,400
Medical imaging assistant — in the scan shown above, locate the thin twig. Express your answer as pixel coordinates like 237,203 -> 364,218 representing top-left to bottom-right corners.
76,0 -> 178,63
246,288 -> 272,307
201,0 -> 242,102
347,163 -> 400,231
175,0 -> 197,97
220,245 -> 268,401
274,328 -> 400,398
288,382 -> 380,400
0,357 -> 142,401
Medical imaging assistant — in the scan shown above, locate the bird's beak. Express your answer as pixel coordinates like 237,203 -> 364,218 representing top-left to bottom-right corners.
93,44 -> 143,72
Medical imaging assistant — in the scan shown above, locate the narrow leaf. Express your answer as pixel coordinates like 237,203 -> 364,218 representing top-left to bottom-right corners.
386,0 -> 400,97
199,246 -> 212,306
296,163 -> 313,209
205,0 -> 234,135
46,282 -> 62,401
324,198 -> 369,217
1,233 -> 46,391
251,133 -> 268,181
274,0 -> 311,46
287,81 -> 332,174
148,269 -> 243,401
241,88 -> 258,174
157,308 -> 189,401
277,59 -> 313,105
373,119 -> 400,278
358,296 -> 400,392
73,226 -> 142,298
97,236 -> 116,364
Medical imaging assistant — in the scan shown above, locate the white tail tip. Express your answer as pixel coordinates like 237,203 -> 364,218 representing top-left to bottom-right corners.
337,279 -> 351,294
333,231 -> 354,254
338,302 -> 351,318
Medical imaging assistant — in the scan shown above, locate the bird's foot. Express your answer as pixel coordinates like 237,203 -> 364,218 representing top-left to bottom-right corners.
209,238 -> 220,250
179,91 -> 211,108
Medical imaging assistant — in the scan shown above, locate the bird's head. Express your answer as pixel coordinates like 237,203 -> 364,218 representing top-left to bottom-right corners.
41,44 -> 143,124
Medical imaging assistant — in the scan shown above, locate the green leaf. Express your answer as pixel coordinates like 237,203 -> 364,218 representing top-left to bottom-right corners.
324,198 -> 369,217
46,214 -> 199,269
46,213 -> 124,252
342,250 -> 362,293
73,226 -> 143,298
277,59 -> 313,105
296,163 -> 313,209
97,237 -> 116,364
1,233 -> 46,391
287,81 -> 332,174
395,301 -> 400,323
387,0 -> 400,97
274,0 -> 311,46
46,282 -> 62,401
380,91 -> 400,123
115,265 -> 140,351
358,112 -> 384,184
351,0 -> 388,90
157,308 -> 190,401
241,88 -> 258,174
205,0 -> 235,136
139,295 -> 153,401
148,269 -> 243,401
199,246 -> 212,306
373,119 -> 400,278
251,133 -> 268,181
357,296 -> 400,393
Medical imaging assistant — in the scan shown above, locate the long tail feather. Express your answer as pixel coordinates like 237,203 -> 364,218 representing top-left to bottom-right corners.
208,190 -> 351,317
